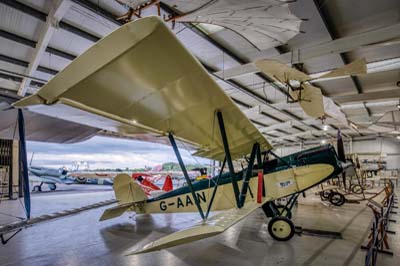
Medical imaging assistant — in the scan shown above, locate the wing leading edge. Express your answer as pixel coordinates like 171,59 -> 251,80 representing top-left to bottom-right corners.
15,16 -> 271,161
128,200 -> 267,255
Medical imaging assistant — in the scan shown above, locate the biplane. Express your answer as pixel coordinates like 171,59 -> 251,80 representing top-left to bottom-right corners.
14,16 -> 345,254
132,173 -> 173,197
254,57 -> 366,124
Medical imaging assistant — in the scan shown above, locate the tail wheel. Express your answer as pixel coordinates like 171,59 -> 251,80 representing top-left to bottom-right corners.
268,216 -> 295,241
329,191 -> 345,206
275,205 -> 292,219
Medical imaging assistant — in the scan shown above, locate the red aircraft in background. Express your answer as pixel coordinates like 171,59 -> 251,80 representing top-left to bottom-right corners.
132,173 -> 173,198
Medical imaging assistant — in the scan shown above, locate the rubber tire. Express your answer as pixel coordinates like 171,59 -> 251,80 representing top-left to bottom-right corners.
351,184 -> 363,194
319,190 -> 331,201
329,191 -> 345,206
276,205 -> 292,219
48,183 -> 57,191
268,216 -> 295,241
76,177 -> 87,184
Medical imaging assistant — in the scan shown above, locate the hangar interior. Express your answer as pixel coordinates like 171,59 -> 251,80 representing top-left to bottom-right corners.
0,0 -> 399,265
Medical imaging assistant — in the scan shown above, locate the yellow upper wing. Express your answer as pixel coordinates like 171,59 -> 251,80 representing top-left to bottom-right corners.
15,16 -> 270,160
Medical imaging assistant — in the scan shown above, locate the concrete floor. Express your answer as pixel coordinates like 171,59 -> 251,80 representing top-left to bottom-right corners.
0,185 -> 399,266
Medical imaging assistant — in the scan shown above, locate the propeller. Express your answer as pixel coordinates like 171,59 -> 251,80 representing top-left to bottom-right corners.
289,83 -> 324,118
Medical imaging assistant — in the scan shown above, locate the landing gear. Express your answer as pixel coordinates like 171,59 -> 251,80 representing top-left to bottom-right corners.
319,190 -> 346,206
350,184 -> 363,194
263,193 -> 299,241
268,216 -> 295,241
319,190 -> 331,201
48,183 -> 57,191
276,204 -> 292,219
329,191 -> 345,206
32,182 -> 43,192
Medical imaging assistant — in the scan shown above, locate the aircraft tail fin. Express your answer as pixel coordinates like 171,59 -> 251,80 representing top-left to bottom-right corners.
99,174 -> 147,221
162,175 -> 173,191
114,173 -> 147,204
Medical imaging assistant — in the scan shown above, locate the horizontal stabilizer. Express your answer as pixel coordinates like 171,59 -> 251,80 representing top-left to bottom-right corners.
99,173 -> 147,221
128,201 -> 261,255
99,202 -> 136,221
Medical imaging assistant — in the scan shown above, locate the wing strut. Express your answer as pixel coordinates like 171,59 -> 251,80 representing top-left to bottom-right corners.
168,133 -> 205,220
216,111 -> 240,208
18,110 -> 31,219
205,157 -> 226,219
268,150 -> 291,168
238,143 -> 259,208
257,144 -> 266,197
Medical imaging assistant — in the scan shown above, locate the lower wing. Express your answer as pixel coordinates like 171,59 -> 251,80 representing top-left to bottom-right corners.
128,200 -> 268,255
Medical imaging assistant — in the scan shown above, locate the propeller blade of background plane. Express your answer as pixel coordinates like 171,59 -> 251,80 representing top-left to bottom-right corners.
289,84 -> 324,118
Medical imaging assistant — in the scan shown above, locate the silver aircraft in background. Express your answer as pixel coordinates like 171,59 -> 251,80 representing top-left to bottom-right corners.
29,165 -> 114,192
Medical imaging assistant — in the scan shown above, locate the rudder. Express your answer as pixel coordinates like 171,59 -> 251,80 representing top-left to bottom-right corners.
113,173 -> 147,204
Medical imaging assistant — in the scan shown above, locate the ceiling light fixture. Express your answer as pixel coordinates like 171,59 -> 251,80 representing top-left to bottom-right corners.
323,124 -> 329,131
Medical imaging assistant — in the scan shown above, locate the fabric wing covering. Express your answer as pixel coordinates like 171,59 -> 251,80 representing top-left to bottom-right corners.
176,0 -> 302,50
14,16 -> 271,161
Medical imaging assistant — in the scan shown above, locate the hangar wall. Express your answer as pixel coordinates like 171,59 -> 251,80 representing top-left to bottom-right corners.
276,137 -> 400,170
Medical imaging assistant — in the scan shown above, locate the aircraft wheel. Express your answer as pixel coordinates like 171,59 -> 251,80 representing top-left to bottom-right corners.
329,191 -> 345,206
351,184 -> 363,194
75,177 -> 87,184
276,205 -> 292,219
48,183 -> 57,191
319,190 -> 331,201
268,216 -> 295,241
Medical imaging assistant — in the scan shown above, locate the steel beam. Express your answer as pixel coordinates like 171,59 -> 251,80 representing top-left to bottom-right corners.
0,0 -> 101,42
18,0 -> 71,96
0,54 -> 59,76
333,88 -> 400,103
71,0 -> 122,26
0,72 -> 44,87
0,29 -> 77,61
